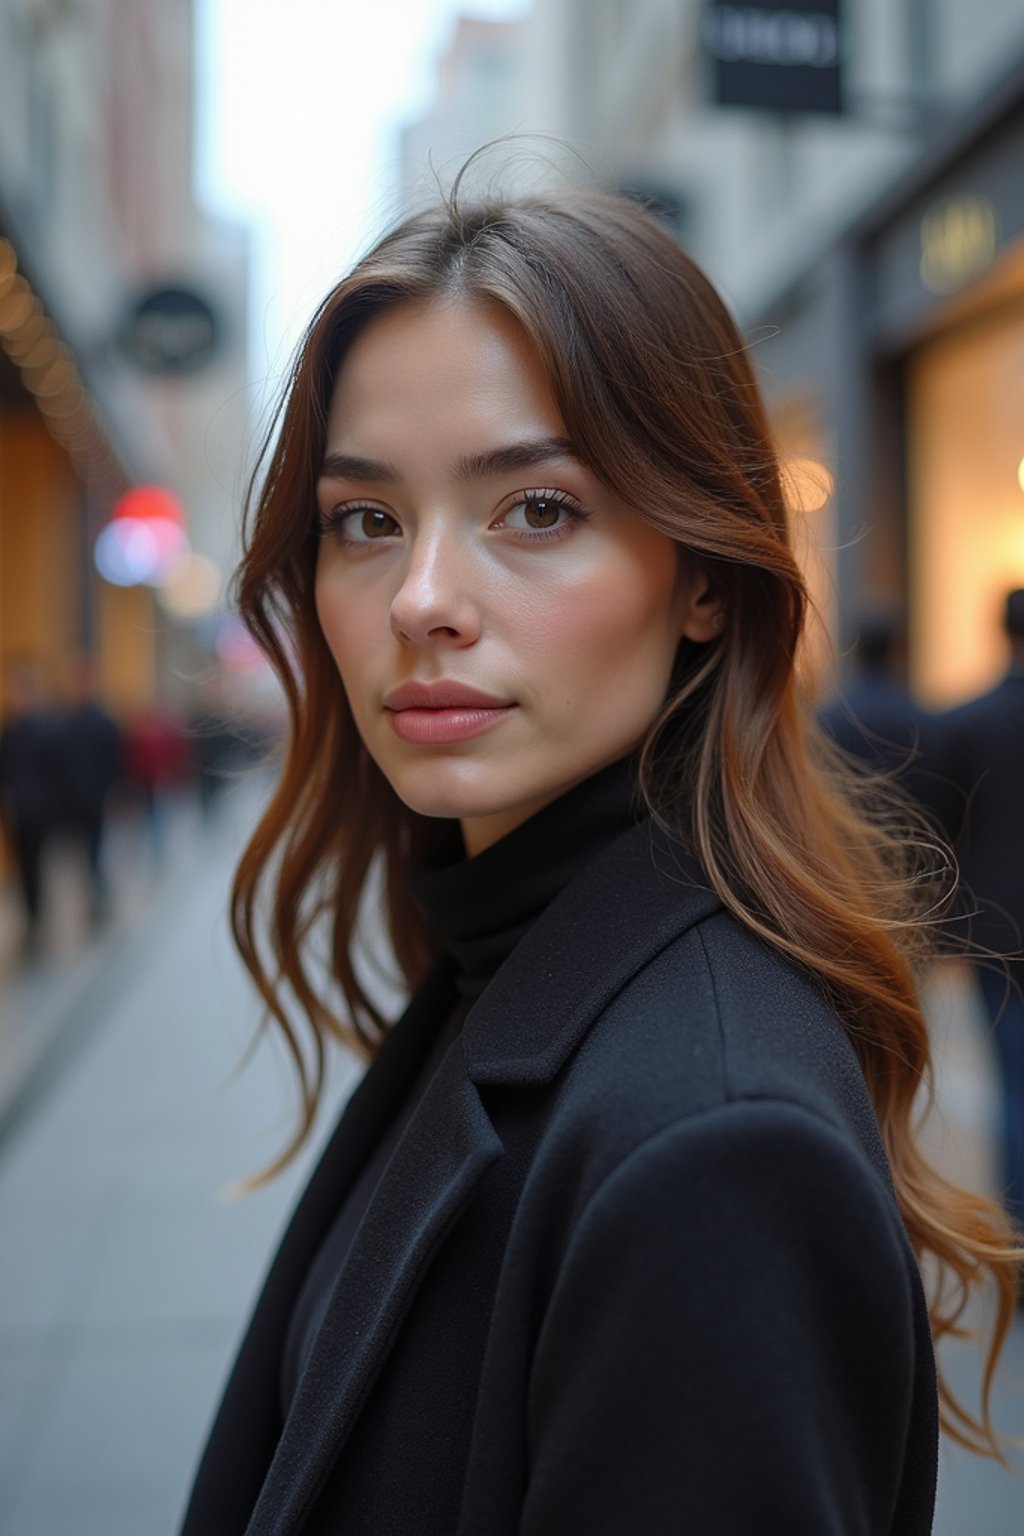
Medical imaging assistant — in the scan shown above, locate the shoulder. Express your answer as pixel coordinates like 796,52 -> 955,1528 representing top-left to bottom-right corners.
546,899 -> 893,1217
564,1094 -> 910,1288
586,903 -> 869,1129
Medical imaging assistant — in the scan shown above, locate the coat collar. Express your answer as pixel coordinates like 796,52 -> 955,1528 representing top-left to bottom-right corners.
463,817 -> 721,1085
239,819 -> 720,1534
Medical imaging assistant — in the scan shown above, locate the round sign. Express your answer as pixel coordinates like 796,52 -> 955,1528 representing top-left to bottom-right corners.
121,286 -> 220,372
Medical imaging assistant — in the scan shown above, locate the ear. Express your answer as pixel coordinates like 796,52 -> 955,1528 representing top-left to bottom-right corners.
678,565 -> 725,644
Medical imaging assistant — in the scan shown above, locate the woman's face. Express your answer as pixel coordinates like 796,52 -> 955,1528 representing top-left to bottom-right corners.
314,297 -> 715,855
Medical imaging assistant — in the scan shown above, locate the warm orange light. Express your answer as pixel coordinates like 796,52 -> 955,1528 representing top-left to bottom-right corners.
157,553 -> 223,618
780,456 -> 834,514
1017,457 -> 1024,495
5,313 -> 50,359
0,276 -> 36,331
20,335 -> 62,372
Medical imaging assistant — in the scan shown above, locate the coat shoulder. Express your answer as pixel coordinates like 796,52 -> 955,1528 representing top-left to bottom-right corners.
544,906 -> 890,1210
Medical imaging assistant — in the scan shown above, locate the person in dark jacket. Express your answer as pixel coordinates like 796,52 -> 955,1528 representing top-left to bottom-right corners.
933,588 -> 1024,1229
0,656 -> 62,954
55,657 -> 123,924
180,181 -> 1020,1536
819,611 -> 939,805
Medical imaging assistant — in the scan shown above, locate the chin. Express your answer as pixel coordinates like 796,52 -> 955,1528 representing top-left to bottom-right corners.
383,759 -> 518,824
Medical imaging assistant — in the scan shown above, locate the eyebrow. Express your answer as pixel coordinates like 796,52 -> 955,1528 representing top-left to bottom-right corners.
318,435 -> 583,484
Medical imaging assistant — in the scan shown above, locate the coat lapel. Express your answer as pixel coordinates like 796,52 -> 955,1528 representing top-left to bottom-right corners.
246,1040 -> 502,1535
241,820 -> 721,1534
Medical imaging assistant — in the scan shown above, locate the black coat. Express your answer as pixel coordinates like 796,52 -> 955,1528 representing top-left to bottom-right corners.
181,821 -> 938,1535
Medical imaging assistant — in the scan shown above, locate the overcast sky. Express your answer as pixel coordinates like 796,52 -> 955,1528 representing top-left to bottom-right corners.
196,0 -> 530,382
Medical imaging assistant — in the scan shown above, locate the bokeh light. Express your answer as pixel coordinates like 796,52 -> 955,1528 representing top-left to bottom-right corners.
780,456 -> 835,514
94,516 -> 188,586
215,616 -> 267,671
112,484 -> 187,527
157,552 -> 223,617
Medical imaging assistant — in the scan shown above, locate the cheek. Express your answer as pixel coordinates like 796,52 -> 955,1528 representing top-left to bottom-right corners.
313,574 -> 344,663
314,572 -> 369,694
510,560 -> 679,680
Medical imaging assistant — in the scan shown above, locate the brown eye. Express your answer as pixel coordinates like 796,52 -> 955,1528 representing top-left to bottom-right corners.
495,491 -> 586,540
523,499 -> 560,529
359,509 -> 398,538
327,506 -> 401,543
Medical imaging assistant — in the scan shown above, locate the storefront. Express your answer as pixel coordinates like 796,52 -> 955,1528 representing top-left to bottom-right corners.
904,234 -> 1024,705
0,227 -> 157,714
756,53 -> 1024,706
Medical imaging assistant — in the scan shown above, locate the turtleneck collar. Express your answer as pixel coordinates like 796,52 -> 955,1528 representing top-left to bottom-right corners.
409,755 -> 644,1004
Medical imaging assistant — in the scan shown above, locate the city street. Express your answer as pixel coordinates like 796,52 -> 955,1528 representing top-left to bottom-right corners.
0,786 -> 1021,1534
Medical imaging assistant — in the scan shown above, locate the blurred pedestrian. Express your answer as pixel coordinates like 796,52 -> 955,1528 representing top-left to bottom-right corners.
819,610 -> 938,810
934,587 -> 1024,1230
123,706 -> 191,861
181,180 -> 1019,1536
0,656 -> 62,955
55,657 -> 123,926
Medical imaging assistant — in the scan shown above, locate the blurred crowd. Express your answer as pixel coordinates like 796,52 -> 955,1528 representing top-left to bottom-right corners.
0,654 -> 275,962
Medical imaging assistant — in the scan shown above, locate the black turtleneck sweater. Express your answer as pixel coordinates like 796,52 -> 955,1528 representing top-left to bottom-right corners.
279,756 -> 641,1415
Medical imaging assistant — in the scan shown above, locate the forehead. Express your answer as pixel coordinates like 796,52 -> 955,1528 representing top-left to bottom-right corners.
325,296 -> 562,443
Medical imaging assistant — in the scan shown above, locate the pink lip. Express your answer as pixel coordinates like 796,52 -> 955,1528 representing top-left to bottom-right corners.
383,680 -> 517,745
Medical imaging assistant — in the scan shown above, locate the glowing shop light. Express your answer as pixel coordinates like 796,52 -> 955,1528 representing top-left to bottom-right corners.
1017,457 -> 1024,496
94,517 -> 188,587
112,484 -> 186,528
781,456 -> 834,515
95,519 -> 163,586
95,483 -> 191,587
157,552 -> 222,618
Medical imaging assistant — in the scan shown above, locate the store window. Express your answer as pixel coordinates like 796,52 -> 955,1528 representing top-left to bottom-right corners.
907,236 -> 1024,706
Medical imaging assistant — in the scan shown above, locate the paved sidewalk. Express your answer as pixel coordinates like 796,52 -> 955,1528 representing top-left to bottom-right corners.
0,795 -> 210,1138
0,782 -> 363,1535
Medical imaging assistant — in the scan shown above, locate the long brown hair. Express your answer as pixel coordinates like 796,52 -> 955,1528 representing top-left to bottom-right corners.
232,181 -> 1021,1454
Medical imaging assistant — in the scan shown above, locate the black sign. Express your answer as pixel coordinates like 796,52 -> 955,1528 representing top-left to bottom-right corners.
704,1 -> 843,115
120,286 -> 220,373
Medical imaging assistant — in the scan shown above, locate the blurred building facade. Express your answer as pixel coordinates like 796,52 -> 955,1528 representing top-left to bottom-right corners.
399,16 -> 528,207
0,0 -> 251,718
400,0 -> 1024,704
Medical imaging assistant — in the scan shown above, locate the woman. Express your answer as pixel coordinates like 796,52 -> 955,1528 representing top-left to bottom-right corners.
181,183 -> 1020,1535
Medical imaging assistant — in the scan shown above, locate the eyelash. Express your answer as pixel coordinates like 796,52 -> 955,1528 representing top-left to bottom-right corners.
495,489 -> 589,543
317,489 -> 590,545
316,504 -> 396,540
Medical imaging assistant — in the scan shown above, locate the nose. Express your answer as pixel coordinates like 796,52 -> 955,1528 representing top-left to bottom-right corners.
388,528 -> 482,647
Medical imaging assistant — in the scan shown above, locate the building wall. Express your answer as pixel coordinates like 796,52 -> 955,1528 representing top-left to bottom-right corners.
399,18 -> 530,206
0,410 -> 79,678
530,0 -> 1024,319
